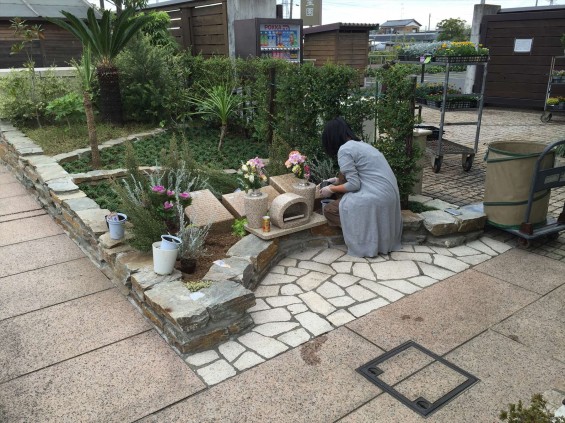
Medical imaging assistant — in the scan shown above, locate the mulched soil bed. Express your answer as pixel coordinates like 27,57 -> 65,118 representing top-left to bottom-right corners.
180,232 -> 241,282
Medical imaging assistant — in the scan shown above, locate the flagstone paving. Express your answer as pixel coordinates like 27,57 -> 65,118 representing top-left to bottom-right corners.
182,238 -> 511,386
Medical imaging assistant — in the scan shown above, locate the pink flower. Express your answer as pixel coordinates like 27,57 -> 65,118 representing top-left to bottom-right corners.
179,192 -> 190,200
247,157 -> 265,169
167,190 -> 175,197
286,150 -> 306,167
151,185 -> 166,194
163,201 -> 174,210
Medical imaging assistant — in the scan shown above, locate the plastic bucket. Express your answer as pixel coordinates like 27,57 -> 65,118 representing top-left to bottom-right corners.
160,235 -> 182,250
106,213 -> 127,240
320,199 -> 332,212
483,141 -> 554,229
152,242 -> 178,275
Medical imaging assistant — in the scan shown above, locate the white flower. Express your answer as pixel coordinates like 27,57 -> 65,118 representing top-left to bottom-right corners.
241,164 -> 248,172
249,174 -> 255,183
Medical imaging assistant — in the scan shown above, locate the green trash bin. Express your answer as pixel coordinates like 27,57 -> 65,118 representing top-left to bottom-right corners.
484,141 -> 554,229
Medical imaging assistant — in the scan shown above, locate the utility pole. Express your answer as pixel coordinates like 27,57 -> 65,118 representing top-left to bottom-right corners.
428,13 -> 431,31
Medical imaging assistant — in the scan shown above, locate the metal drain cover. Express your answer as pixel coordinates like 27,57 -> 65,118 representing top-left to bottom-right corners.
357,341 -> 478,417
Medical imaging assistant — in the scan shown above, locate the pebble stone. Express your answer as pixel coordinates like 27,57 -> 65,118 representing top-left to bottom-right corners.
197,360 -> 236,385
280,284 -> 303,295
328,296 -> 356,307
352,263 -> 376,280
218,341 -> 246,362
277,328 -> 311,347
349,298 -> 389,318
233,351 -> 265,371
186,350 -> 220,367
251,308 -> 292,324
238,332 -> 289,359
327,309 -> 356,327
359,280 -> 404,302
316,281 -> 345,299
254,322 -> 299,337
346,285 -> 377,302
379,279 -> 421,294
287,303 -> 308,314
180,237 -> 506,388
295,311 -> 333,336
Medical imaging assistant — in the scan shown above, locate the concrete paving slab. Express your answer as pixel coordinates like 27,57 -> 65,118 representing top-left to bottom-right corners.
346,270 -> 539,355
0,257 -> 113,320
0,288 -> 150,382
474,248 -> 565,295
0,214 -> 63,247
492,284 -> 565,362
0,194 -> 42,216
0,173 -> 16,184
376,346 -> 435,386
340,331 -> 565,423
0,331 -> 204,423
0,208 -> 46,223
0,234 -> 84,278
140,328 -> 383,423
0,182 -> 28,199
394,361 -> 468,404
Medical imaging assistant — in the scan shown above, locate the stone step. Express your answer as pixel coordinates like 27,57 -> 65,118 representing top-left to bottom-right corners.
185,189 -> 235,234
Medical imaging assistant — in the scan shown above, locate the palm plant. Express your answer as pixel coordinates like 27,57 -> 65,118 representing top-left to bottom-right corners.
49,8 -> 151,124
187,85 -> 243,150
70,46 -> 101,168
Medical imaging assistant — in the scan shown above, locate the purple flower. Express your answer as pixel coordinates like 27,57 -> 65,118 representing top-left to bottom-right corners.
167,190 -> 175,197
151,185 -> 166,194
179,192 -> 190,200
163,201 -> 174,210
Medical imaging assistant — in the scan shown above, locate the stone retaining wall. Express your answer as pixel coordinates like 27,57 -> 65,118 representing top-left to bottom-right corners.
0,119 -> 488,353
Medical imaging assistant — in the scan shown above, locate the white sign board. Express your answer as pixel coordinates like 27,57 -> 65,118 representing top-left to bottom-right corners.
514,38 -> 533,53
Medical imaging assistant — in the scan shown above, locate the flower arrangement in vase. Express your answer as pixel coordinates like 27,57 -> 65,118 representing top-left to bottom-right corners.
149,185 -> 192,234
238,157 -> 268,196
285,150 -> 311,186
239,157 -> 269,229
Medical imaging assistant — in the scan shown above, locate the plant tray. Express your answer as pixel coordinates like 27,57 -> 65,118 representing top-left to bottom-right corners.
434,55 -> 489,63
548,103 -> 565,111
551,77 -> 565,83
426,99 -> 478,110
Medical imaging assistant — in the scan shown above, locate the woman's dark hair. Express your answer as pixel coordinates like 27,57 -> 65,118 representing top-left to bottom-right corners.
321,117 -> 360,157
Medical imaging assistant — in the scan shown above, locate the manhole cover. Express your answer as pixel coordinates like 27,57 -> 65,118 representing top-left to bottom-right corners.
357,341 -> 478,417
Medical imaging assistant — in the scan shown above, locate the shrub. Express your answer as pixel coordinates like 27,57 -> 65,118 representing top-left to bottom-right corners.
499,393 -> 565,423
374,63 -> 420,206
0,68 -> 77,125
116,33 -> 177,124
46,92 -> 84,127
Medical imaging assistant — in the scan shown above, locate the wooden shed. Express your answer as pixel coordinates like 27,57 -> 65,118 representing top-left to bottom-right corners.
0,0 -> 92,68
303,22 -> 377,76
478,5 -> 565,108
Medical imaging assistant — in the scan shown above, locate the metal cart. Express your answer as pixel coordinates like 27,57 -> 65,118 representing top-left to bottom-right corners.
541,56 -> 565,123
421,56 -> 489,173
496,139 -> 565,247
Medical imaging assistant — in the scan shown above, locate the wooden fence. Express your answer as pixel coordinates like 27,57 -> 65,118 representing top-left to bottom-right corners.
143,0 -> 229,57
478,8 -> 565,108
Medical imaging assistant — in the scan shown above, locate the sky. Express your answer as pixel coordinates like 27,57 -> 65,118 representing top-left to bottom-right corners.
285,0 -> 561,30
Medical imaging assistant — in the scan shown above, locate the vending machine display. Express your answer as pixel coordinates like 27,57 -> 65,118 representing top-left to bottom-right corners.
235,18 -> 303,63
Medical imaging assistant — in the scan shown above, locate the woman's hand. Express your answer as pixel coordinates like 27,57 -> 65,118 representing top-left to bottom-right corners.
324,177 -> 338,184
319,185 -> 333,198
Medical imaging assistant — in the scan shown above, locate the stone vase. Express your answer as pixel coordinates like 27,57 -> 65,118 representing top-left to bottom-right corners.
244,190 -> 268,229
290,180 -> 315,218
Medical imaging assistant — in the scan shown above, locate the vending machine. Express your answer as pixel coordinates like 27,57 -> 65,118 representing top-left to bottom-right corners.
234,18 -> 303,63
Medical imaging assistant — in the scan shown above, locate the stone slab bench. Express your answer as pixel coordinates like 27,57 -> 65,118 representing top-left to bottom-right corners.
185,189 -> 235,234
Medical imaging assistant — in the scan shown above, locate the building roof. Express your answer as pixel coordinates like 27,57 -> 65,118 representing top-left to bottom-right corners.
0,0 -> 95,19
370,32 -> 438,43
303,22 -> 378,35
380,19 -> 421,27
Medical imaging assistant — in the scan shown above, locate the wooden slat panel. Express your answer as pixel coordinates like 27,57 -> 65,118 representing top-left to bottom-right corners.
193,34 -> 225,45
192,4 -> 222,17
192,24 -> 225,36
192,14 -> 224,27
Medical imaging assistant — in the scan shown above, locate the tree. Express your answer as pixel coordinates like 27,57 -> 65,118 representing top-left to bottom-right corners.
48,8 -> 152,125
71,46 -> 101,168
436,18 -> 470,42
